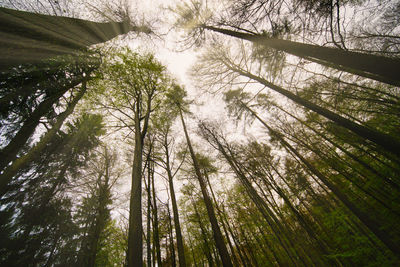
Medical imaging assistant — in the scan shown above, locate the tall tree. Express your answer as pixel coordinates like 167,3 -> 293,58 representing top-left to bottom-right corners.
194,46 -> 400,158
0,79 -> 88,196
0,113 -> 104,266
153,109 -> 187,267
77,146 -> 120,267
0,53 -> 100,175
166,85 -> 234,267
0,6 -> 150,72
150,150 -> 163,267
90,49 -> 169,267
174,2 -> 400,87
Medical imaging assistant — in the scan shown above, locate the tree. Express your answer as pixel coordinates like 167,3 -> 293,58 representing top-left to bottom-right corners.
94,219 -> 127,267
194,44 -> 400,157
0,113 -> 105,266
0,6 -> 150,72
0,79 -> 89,196
174,1 -> 400,87
166,84 -> 234,267
90,48 -> 169,267
76,146 -> 121,267
152,109 -> 187,267
0,53 -> 101,175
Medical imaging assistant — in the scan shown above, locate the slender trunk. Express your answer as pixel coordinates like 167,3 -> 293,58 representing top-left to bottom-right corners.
272,182 -> 332,264
219,205 -> 248,266
237,223 -> 259,267
256,163 -> 332,260
151,158 -> 162,267
255,224 -> 284,267
229,66 -> 400,157
146,154 -> 152,267
178,108 -> 233,267
165,137 -> 187,267
204,172 -> 240,266
286,131 -> 400,215
192,199 -> 215,267
152,240 -> 156,267
278,105 -> 400,189
203,25 -> 400,87
183,214 -> 199,267
166,204 -> 177,267
202,131 -> 298,265
199,123 -> 316,266
0,81 -> 87,195
127,88 -> 153,267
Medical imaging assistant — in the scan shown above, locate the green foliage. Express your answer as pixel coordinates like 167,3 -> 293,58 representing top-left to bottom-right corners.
0,112 -> 105,266
0,51 -> 101,145
164,84 -> 191,114
95,220 -> 127,267
223,88 -> 255,124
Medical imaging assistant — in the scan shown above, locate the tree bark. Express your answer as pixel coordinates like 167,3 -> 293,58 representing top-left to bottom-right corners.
165,138 -> 187,267
178,108 -> 233,267
151,157 -> 162,267
146,152 -> 152,267
127,106 -> 144,267
191,198 -> 215,267
166,203 -> 177,267
127,84 -> 153,267
204,25 -> 400,87
0,7 -> 137,71
228,66 -> 400,157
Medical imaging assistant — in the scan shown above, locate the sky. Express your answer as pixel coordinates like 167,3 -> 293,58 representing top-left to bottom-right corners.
97,0 -> 232,212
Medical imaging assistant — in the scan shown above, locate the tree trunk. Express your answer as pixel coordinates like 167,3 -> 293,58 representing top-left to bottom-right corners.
199,123 -> 313,266
179,107 -> 233,267
0,7 -> 138,71
229,66 -> 400,157
165,139 -> 187,267
191,198 -> 215,267
127,108 -> 144,267
220,205 -> 248,266
0,81 -> 87,195
183,213 -> 200,267
146,152 -> 152,267
166,203 -> 177,267
204,172 -> 240,266
151,157 -> 162,267
204,25 -> 400,87
276,104 -> 399,189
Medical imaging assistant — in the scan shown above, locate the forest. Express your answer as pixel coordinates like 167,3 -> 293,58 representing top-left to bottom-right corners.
0,0 -> 399,266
